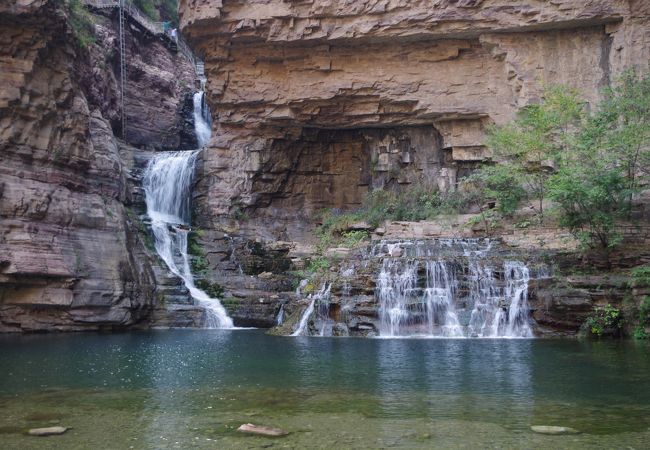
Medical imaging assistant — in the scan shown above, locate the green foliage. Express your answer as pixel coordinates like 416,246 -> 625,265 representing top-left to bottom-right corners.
187,230 -> 210,274
631,265 -> 650,287
486,86 -> 584,215
462,164 -> 525,216
66,0 -> 96,48
133,0 -> 159,21
191,255 -> 209,274
597,69 -> 650,210
585,304 -> 623,337
307,256 -> 331,273
546,72 -> 650,253
132,0 -> 179,24
633,297 -> 650,339
549,163 -> 628,251
195,279 -> 224,298
340,230 -> 369,248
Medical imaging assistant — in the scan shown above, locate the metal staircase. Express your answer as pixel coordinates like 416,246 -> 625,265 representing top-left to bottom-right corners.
83,0 -> 206,138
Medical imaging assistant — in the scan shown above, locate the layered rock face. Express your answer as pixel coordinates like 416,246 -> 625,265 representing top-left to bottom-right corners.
0,1 -> 195,331
180,0 -> 650,237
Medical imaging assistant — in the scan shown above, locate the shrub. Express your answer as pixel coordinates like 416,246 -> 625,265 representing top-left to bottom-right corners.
66,0 -> 96,48
633,296 -> 650,339
195,279 -> 224,298
585,304 -> 623,337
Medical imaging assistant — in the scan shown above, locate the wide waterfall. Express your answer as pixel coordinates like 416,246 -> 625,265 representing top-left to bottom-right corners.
193,91 -> 212,149
143,150 -> 234,328
372,239 -> 534,338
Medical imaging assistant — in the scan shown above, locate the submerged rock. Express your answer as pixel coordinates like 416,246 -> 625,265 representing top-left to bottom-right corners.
28,426 -> 68,436
531,425 -> 579,435
237,423 -> 288,437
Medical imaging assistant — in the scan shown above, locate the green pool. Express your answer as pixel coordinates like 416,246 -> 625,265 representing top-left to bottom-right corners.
1,330 -> 649,449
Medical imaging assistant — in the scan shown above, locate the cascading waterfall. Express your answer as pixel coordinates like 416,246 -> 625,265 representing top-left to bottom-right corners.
374,239 -> 535,338
193,91 -> 212,149
276,304 -> 285,326
291,283 -> 331,336
143,150 -> 234,328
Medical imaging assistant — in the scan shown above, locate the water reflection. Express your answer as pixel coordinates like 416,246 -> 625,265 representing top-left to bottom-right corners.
0,330 -> 649,439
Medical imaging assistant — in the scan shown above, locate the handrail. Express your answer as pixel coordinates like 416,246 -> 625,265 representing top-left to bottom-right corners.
82,0 -> 204,80
82,0 -> 162,35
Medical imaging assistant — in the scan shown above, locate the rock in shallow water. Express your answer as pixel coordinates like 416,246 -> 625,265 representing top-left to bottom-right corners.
531,425 -> 579,435
237,423 -> 288,437
28,426 -> 68,436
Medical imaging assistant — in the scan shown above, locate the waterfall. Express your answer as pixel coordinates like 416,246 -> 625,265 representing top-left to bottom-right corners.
276,304 -> 285,326
374,239 -> 535,338
291,283 -> 331,336
143,150 -> 234,329
193,91 -> 212,149
291,299 -> 315,337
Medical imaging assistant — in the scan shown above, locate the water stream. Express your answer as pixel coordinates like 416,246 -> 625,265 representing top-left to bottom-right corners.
193,90 -> 212,149
142,92 -> 233,328
373,239 -> 534,338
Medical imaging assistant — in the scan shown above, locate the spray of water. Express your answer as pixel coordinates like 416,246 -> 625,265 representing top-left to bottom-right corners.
143,150 -> 233,328
194,91 -> 212,149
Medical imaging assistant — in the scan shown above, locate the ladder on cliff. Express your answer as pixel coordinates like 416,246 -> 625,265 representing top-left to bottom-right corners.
118,0 -> 127,139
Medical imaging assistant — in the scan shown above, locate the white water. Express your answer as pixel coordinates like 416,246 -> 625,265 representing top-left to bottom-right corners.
193,91 -> 212,149
375,239 -> 533,338
143,150 -> 234,328
292,283 -> 331,336
291,299 -> 315,337
276,304 -> 285,326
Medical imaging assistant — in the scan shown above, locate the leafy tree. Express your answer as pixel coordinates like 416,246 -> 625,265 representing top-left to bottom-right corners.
548,71 -> 649,255
462,164 -> 525,216
592,69 -> 650,213
486,86 -> 584,216
548,160 -> 629,252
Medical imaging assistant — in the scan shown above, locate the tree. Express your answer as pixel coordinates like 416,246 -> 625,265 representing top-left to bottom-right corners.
547,72 -> 650,256
486,86 -> 584,216
594,69 -> 650,213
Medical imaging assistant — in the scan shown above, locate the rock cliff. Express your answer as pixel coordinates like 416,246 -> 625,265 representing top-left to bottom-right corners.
0,0 -> 196,331
173,0 -> 650,334
179,0 -> 649,237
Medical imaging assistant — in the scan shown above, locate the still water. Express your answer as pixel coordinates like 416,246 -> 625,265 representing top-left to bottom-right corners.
0,330 -> 649,449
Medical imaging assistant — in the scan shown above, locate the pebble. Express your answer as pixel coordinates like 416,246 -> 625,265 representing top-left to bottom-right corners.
28,426 -> 68,436
237,423 -> 288,437
531,425 -> 579,435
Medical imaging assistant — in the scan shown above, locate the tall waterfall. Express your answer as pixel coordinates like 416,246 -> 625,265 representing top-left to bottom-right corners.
373,239 -> 533,338
143,150 -> 234,328
193,91 -> 212,149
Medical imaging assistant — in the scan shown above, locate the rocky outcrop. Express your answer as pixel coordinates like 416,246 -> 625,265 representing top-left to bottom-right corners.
179,0 -> 650,239
0,0 -> 196,331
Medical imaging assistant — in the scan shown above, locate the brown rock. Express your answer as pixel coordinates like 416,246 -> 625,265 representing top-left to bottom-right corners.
179,0 -> 649,241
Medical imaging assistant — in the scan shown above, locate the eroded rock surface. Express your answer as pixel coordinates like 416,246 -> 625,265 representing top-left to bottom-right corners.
179,0 -> 649,239
0,0 -> 196,331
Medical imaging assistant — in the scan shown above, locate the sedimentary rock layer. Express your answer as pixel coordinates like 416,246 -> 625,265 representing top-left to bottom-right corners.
180,0 -> 650,237
0,0 -> 195,331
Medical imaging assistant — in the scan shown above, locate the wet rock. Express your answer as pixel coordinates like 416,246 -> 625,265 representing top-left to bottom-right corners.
531,425 -> 579,435
28,426 -> 68,436
237,423 -> 288,437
